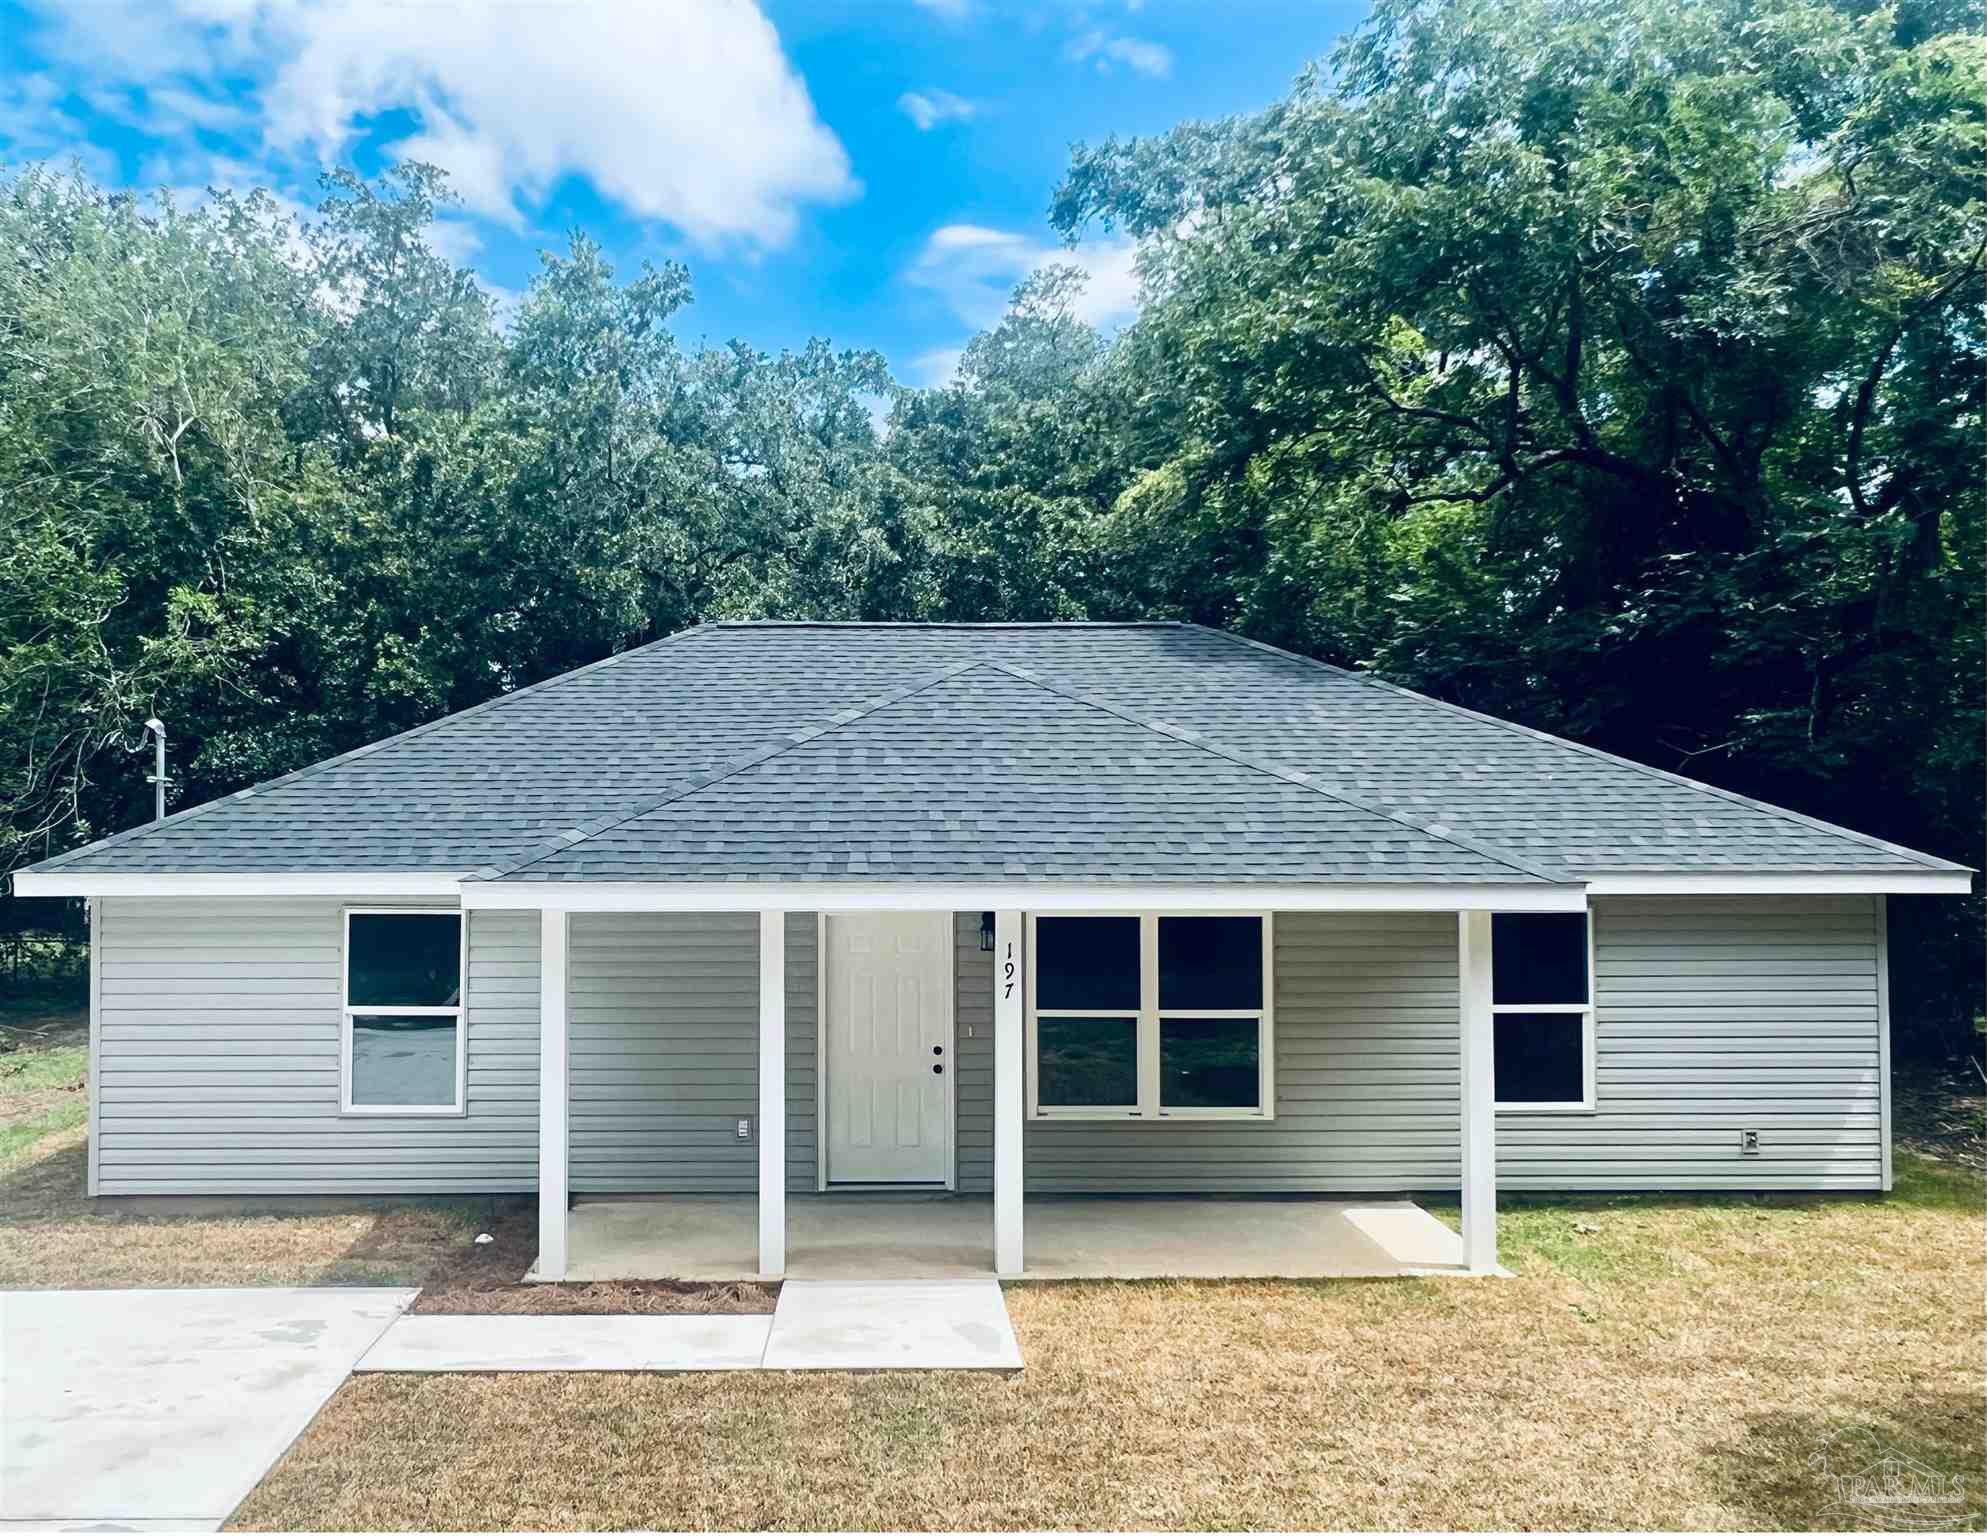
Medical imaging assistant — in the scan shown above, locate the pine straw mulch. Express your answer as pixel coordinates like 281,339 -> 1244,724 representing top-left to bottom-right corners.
230,1155 -> 1984,1533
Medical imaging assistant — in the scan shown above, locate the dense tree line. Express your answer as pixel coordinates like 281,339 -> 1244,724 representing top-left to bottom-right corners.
2,0 -> 1979,1053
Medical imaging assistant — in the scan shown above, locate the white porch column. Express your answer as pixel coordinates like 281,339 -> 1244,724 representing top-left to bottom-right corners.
1458,909 -> 1498,1273
993,909 -> 1025,1277
758,910 -> 786,1279
537,908 -> 570,1281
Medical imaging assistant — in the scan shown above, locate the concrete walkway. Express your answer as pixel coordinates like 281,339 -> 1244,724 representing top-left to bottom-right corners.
0,1287 -> 416,1531
356,1278 -> 1022,1373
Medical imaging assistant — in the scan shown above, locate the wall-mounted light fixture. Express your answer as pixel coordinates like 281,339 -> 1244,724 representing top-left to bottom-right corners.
979,911 -> 995,952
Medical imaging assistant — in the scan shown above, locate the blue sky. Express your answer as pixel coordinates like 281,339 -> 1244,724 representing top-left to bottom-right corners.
0,0 -> 1363,385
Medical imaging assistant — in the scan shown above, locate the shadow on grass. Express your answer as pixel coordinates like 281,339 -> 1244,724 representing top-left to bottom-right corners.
0,1128 -> 533,1290
1705,1392 -> 1987,1531
0,1132 -> 90,1220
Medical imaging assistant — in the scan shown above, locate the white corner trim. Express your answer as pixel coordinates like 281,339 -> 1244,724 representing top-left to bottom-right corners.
86,897 -> 102,1198
1875,895 -> 1894,1193
459,880 -> 1587,913
13,870 -> 468,897
1582,870 -> 1972,896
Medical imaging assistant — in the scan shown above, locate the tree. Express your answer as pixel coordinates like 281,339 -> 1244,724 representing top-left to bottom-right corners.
1052,0 -> 1984,1048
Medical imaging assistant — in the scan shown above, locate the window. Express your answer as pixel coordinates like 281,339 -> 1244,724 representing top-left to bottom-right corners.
1491,912 -> 1594,1111
1028,913 -> 1273,1119
342,910 -> 465,1114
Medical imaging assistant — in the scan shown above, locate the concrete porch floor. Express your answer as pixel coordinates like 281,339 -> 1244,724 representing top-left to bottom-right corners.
542,1194 -> 1470,1282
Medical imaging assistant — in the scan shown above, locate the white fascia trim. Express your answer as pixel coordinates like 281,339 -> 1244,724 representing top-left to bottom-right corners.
12,871 -> 467,897
460,880 -> 1588,913
1583,870 -> 1973,896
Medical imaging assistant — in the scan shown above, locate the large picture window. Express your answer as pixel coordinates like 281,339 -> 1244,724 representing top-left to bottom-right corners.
342,909 -> 465,1114
1028,913 -> 1273,1119
1491,912 -> 1594,1111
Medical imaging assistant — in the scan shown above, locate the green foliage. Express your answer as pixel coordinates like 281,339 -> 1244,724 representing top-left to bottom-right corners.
0,0 -> 1978,1052
1052,0 -> 1985,1050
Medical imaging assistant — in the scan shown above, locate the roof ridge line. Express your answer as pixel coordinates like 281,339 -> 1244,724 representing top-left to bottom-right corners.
469,659 -> 990,882
20,624 -> 724,877
984,661 -> 1566,884
706,620 -> 1188,630
1186,624 -> 1968,875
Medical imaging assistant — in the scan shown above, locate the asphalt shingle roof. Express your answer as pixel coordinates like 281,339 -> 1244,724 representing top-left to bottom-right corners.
23,621 -> 1963,883
492,661 -> 1549,884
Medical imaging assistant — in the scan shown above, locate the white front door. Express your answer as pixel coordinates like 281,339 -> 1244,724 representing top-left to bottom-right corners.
824,912 -> 952,1185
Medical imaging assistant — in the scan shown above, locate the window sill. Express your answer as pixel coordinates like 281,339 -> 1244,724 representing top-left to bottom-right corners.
1029,1110 -> 1275,1123
339,1104 -> 468,1119
1494,1101 -> 1597,1115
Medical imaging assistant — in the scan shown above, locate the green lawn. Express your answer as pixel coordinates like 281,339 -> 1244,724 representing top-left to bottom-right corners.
0,1028 -> 87,1164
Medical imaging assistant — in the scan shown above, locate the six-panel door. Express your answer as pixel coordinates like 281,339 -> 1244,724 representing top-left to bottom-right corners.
824,912 -> 953,1184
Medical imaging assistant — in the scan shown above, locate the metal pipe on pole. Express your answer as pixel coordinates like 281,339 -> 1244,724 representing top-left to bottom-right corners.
144,717 -> 167,822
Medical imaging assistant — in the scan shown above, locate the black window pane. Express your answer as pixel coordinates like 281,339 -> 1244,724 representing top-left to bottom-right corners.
1160,1017 -> 1261,1110
1158,916 -> 1263,1010
1035,917 -> 1139,1011
351,1014 -> 459,1106
1037,1016 -> 1137,1106
1493,1012 -> 1586,1104
349,914 -> 462,1007
1492,913 -> 1588,1005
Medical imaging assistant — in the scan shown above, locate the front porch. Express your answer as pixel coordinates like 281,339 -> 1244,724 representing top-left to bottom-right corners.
540,1193 -> 1474,1282
479,886 -> 1550,1285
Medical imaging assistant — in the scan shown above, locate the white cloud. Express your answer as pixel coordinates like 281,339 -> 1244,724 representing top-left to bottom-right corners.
0,73 -> 120,181
908,346 -> 965,386
907,222 -> 1142,333
21,0 -> 857,252
897,88 -> 976,132
911,0 -> 972,18
424,217 -> 485,270
1067,29 -> 1173,78
144,83 -> 249,133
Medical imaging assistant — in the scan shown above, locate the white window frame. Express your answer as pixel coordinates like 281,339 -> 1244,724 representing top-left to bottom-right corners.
1025,911 -> 1275,1122
340,906 -> 468,1116
1490,910 -> 1597,1114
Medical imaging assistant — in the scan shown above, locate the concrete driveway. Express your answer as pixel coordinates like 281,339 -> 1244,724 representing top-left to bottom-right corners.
1,1287 -> 415,1531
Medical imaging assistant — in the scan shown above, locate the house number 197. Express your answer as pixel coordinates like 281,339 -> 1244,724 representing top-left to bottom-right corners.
1002,940 -> 1016,999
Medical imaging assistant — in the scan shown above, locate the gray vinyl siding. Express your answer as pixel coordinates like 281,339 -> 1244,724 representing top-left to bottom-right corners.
568,910 -> 814,1195
1498,895 -> 1883,1190
89,894 -> 1883,1198
954,913 -> 995,1193
785,913 -> 818,1193
568,912 -> 759,1193
94,897 -> 537,1195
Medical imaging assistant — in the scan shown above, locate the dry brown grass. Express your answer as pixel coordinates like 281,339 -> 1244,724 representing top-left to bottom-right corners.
231,1158 -> 1985,1533
0,1132 -> 769,1313
0,1131 -> 502,1288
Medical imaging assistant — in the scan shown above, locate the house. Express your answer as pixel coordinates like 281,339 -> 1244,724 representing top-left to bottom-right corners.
14,622 -> 1970,1280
